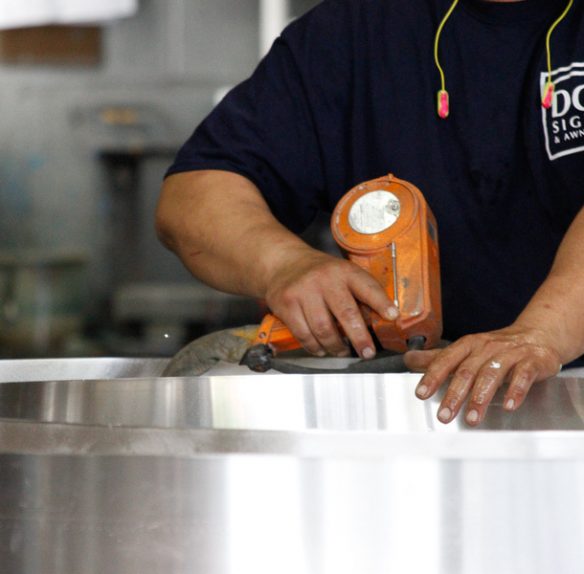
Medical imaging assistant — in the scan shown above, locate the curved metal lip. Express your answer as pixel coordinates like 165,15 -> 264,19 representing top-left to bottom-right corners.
2,418 -> 584,461
2,368 -> 584,461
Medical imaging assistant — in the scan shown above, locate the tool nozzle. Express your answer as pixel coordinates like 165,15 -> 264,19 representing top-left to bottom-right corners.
407,336 -> 427,352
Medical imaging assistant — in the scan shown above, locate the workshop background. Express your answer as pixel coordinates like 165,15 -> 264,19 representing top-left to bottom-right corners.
0,0 -> 321,359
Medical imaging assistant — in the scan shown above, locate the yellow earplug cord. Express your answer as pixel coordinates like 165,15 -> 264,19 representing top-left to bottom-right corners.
434,0 -> 460,118
543,0 -> 574,108
433,0 -> 575,118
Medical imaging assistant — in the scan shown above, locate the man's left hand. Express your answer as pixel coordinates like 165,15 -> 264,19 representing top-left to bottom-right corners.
404,325 -> 563,426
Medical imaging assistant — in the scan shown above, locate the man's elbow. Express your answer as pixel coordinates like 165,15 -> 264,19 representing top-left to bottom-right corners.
155,178 -> 180,252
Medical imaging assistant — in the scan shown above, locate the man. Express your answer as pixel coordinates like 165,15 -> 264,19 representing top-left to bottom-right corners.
157,0 -> 584,426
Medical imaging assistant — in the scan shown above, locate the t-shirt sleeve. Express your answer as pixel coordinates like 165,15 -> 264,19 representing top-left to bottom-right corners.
166,18 -> 328,234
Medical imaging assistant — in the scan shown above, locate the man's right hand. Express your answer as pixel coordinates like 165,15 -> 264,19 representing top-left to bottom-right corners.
264,247 -> 399,359
156,170 -> 398,359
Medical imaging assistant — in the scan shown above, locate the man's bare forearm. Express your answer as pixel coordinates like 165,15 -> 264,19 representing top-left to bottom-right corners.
156,170 -> 313,298
156,169 -> 396,359
515,206 -> 584,364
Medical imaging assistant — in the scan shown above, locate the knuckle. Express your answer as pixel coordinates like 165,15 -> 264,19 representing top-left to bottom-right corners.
482,340 -> 508,357
453,367 -> 476,384
459,334 -> 482,347
518,359 -> 537,376
343,321 -> 369,343
482,341 -> 500,354
338,306 -> 362,324
312,267 -> 331,283
469,333 -> 498,351
480,370 -> 500,385
311,320 -> 335,339
278,290 -> 298,307
362,277 -> 384,292
472,381 -> 497,405
444,389 -> 466,408
325,259 -> 348,276
347,265 -> 381,286
513,367 -> 537,388
507,381 -> 530,403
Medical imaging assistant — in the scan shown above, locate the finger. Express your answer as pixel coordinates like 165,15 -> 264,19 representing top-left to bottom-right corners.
280,303 -> 326,357
465,357 -> 514,426
302,297 -> 349,357
414,339 -> 474,400
436,358 -> 484,424
327,288 -> 376,359
502,359 -> 540,412
347,270 -> 399,322
404,349 -> 442,372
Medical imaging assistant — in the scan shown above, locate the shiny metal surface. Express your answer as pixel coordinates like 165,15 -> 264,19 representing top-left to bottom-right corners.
2,370 -> 584,432
0,357 -> 169,383
2,453 -> 584,574
2,367 -> 584,574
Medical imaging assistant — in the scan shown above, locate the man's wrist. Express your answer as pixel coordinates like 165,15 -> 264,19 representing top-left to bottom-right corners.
513,311 -> 581,366
251,236 -> 319,299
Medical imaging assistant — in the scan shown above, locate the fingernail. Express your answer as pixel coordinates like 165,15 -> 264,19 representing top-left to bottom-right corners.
466,409 -> 479,424
336,349 -> 351,358
362,347 -> 375,360
505,399 -> 515,411
438,407 -> 452,422
316,351 -> 326,358
416,384 -> 429,398
386,307 -> 399,320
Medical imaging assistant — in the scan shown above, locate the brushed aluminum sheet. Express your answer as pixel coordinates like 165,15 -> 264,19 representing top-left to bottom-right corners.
1,364 -> 584,574
1,370 -> 584,433
2,453 -> 583,574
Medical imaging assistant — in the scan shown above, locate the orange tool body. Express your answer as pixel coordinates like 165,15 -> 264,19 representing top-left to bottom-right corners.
254,174 -> 443,354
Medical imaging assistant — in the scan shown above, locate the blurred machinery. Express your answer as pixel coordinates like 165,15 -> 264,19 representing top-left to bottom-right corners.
0,250 -> 88,357
82,104 -> 264,356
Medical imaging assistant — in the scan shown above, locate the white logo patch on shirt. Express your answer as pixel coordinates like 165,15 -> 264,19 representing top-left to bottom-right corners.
541,62 -> 584,161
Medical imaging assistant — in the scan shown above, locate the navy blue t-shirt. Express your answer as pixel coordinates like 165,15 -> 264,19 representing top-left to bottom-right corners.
167,0 -> 584,341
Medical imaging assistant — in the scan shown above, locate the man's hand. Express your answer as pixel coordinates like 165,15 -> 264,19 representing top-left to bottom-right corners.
405,324 -> 563,426
158,172 -> 584,391
264,247 -> 399,359
405,207 -> 584,427
157,171 -> 399,359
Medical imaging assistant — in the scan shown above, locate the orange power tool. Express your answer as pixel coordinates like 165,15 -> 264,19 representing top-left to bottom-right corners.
253,173 -> 443,357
